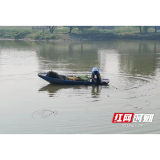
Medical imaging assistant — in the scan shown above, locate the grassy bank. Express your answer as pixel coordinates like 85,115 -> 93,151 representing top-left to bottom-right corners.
0,26 -> 160,41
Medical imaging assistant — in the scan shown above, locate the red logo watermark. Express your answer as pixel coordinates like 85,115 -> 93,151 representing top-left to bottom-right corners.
112,113 -> 154,123
112,113 -> 134,123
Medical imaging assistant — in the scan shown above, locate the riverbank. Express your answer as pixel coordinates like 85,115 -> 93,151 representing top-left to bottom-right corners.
1,26 -> 160,42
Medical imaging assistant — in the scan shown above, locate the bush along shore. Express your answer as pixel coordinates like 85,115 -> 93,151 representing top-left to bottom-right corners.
1,27 -> 160,42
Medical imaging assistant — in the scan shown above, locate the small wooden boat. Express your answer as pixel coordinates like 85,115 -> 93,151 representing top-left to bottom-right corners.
38,73 -> 110,85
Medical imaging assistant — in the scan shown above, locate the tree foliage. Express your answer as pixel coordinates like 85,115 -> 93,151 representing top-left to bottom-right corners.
135,25 -> 157,34
64,25 -> 77,33
77,26 -> 92,31
48,26 -> 159,34
67,26 -> 92,33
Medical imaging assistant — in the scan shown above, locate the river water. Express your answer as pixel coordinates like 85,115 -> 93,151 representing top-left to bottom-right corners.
0,40 -> 160,133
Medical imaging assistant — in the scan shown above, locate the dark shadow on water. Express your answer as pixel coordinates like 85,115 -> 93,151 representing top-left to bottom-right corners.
39,84 -> 106,98
39,84 -> 87,97
39,84 -> 82,95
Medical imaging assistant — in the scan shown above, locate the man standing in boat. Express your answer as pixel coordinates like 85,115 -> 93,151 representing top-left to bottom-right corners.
91,67 -> 102,84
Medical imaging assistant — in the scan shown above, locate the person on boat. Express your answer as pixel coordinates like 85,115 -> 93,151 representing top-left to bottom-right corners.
91,67 -> 102,84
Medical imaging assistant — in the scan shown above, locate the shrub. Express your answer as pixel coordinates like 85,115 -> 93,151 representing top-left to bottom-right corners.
14,31 -> 31,39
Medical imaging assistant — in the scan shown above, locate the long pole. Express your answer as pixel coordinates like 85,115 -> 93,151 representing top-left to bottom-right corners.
109,84 -> 118,89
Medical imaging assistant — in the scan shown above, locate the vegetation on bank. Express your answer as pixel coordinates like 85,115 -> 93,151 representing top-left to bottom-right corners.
0,26 -> 160,41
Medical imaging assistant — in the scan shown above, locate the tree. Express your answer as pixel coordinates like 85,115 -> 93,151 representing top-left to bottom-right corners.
138,26 -> 142,33
64,25 -> 77,33
143,25 -> 154,34
143,26 -> 149,34
67,26 -> 92,33
136,25 -> 153,34
49,26 -> 57,33
155,26 -> 157,33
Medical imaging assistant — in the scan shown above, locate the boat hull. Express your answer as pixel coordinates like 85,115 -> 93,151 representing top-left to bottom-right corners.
38,73 -> 110,85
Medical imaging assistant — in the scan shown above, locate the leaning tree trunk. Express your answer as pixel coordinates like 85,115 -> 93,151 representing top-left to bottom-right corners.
49,27 -> 53,33
139,26 -> 142,33
69,27 -> 73,33
49,26 -> 57,33
138,25 -> 142,33
143,26 -> 148,34
155,26 -> 157,33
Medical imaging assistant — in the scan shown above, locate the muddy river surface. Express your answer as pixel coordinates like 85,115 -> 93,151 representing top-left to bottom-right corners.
0,40 -> 160,133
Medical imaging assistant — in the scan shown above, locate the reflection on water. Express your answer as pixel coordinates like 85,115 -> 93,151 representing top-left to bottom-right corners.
39,84 -> 83,97
91,86 -> 101,98
0,40 -> 160,133
35,40 -> 160,79
39,84 -> 103,99
118,41 -> 159,76
37,41 -> 100,73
